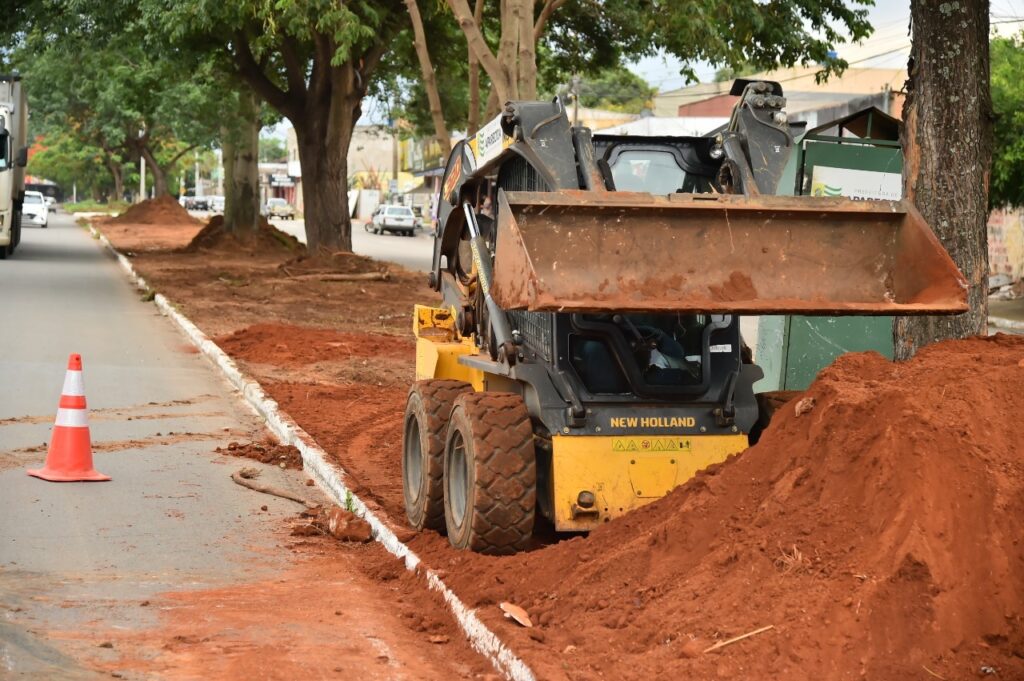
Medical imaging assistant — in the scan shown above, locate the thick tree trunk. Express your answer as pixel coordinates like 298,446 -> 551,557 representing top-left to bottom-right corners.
894,0 -> 993,359
295,104 -> 355,253
223,90 -> 261,234
140,147 -> 169,197
405,0 -> 451,156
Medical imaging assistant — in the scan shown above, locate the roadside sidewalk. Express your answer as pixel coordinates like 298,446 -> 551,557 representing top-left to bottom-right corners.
1,213 -> 488,679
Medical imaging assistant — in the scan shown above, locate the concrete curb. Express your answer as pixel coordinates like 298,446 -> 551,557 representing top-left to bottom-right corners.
88,225 -> 535,681
989,315 -> 1024,331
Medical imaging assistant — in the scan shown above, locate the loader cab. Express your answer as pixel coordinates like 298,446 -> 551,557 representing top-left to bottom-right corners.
591,135 -> 721,195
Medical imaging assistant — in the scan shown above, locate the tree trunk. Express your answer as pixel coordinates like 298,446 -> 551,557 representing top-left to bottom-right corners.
223,90 -> 261,234
405,0 -> 451,156
105,157 -> 124,201
140,147 -> 169,197
467,0 -> 485,135
516,0 -> 537,100
894,0 -> 993,359
295,99 -> 355,253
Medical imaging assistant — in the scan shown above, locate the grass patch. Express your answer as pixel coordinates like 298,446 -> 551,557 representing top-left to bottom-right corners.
66,199 -> 130,214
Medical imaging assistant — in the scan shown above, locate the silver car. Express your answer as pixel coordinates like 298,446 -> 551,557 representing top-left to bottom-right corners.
365,204 -> 416,236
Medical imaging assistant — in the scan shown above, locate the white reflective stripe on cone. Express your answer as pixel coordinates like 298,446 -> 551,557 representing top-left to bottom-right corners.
54,408 -> 89,428
61,370 -> 85,397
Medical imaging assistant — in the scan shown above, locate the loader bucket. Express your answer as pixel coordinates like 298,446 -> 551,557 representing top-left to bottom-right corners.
491,190 -> 968,315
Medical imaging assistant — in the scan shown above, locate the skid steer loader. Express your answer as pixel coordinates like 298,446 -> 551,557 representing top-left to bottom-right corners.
402,80 -> 967,554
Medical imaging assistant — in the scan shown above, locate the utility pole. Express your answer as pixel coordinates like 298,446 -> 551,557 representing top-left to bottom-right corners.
194,150 -> 202,198
216,148 -> 224,195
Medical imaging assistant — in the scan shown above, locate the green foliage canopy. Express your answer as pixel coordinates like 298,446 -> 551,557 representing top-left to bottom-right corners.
990,35 -> 1024,209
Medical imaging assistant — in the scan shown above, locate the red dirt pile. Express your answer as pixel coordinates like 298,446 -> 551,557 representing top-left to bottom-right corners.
277,250 -> 390,276
215,323 -> 413,368
432,334 -> 1024,680
182,214 -> 302,253
107,195 -> 200,226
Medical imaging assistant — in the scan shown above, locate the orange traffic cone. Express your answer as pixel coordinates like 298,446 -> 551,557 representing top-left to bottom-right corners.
27,353 -> 110,482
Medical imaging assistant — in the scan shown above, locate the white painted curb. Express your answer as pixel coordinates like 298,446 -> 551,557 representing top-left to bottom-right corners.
88,224 -> 535,681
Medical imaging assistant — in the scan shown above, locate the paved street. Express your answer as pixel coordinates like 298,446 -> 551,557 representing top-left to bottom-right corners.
270,217 -> 434,272
0,214 -> 479,679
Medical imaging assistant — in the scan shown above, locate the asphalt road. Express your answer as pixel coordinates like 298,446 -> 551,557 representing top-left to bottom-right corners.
269,217 -> 435,272
0,214 -> 475,680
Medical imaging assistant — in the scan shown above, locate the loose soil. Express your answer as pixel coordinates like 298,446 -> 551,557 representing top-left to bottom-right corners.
215,437 -> 304,470
99,216 -> 1024,680
418,334 -> 1024,680
182,214 -> 304,254
108,195 -> 201,227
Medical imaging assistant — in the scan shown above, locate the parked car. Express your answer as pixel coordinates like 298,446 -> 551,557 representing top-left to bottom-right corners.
365,204 -> 416,236
266,197 -> 295,220
22,190 -> 48,228
178,192 -> 209,211
207,195 -> 225,214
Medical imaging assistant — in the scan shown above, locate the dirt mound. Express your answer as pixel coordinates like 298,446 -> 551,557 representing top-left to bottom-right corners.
216,438 -> 303,469
278,250 -> 391,276
431,334 -> 1024,680
107,195 -> 200,226
214,324 -> 412,368
183,215 -> 303,253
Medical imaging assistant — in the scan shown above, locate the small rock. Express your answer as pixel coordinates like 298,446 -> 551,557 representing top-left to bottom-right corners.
140,600 -> 150,607
527,629 -> 545,643
305,479 -> 315,487
319,508 -> 373,542
260,505 -> 268,512
562,644 -> 577,654
428,634 -> 449,645
98,641 -> 114,649
794,396 -> 816,416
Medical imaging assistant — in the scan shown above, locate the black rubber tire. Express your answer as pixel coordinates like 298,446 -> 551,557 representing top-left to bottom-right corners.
443,392 -> 536,554
402,380 -> 473,531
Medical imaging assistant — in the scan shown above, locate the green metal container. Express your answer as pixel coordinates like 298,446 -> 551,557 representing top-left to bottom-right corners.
755,107 -> 903,392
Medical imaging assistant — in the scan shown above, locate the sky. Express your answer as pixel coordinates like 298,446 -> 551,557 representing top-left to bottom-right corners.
628,0 -> 1024,92
267,1 -> 1024,136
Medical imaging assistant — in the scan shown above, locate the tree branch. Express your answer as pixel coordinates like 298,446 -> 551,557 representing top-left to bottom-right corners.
278,32 -> 310,98
405,0 -> 451,154
308,31 -> 333,106
518,0 -> 537,99
533,0 -> 568,41
230,33 -> 301,121
168,143 -> 201,166
446,0 -> 508,100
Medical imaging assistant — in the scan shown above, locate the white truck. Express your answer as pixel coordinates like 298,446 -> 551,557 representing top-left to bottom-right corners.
0,75 -> 28,259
